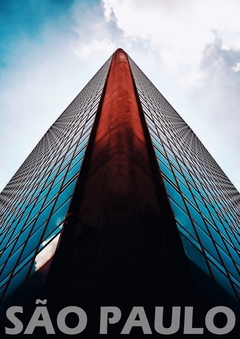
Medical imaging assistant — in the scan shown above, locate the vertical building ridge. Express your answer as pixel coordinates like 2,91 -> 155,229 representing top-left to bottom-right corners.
46,48 -> 197,320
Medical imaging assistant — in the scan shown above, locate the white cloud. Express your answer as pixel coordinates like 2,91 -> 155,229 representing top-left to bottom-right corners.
233,62 -> 240,72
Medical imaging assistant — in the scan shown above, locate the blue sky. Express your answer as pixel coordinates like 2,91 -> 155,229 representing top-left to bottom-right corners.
1,0 -> 240,193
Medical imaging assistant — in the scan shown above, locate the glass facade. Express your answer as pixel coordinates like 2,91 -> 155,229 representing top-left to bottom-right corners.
0,56 -> 112,304
0,49 -> 239,310
129,56 -> 240,303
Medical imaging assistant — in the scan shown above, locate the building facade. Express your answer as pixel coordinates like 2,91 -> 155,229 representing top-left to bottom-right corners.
0,49 -> 239,337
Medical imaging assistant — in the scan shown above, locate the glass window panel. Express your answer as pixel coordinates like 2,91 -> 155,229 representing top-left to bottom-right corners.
225,242 -> 239,263
43,197 -> 71,240
34,201 -> 54,230
54,180 -> 76,212
78,136 -> 89,151
24,201 -> 35,216
163,179 -> 185,210
53,167 -> 68,187
205,251 -> 226,273
169,198 -> 197,239
0,284 -> 7,300
20,226 -> 45,262
209,262 -> 238,301
212,216 -> 230,240
158,161 -> 176,185
73,147 -> 85,164
0,274 -> 10,289
14,252 -> 34,274
75,137 -> 86,154
151,135 -> 165,154
37,183 -> 51,203
148,125 -> 159,138
0,240 -> 16,266
196,226 -> 221,262
177,180 -> 196,206
227,233 -> 239,250
197,186 -> 208,200
189,185 -> 204,203
14,226 -> 32,252
172,167 -> 188,187
28,199 -> 45,223
64,160 -> 82,184
32,183 -> 44,199
196,200 -> 212,222
217,245 -> 239,279
179,234 -> 210,276
207,223 -> 227,252
146,116 -> 155,129
177,223 -> 201,250
154,148 -> 165,161
11,215 -> 29,239
1,245 -> 24,279
44,180 -> 62,205
186,202 -> 207,232
47,168 -> 58,183
0,230 -> 13,251
3,262 -> 31,301
230,275 -> 240,289
59,153 -> 73,172
168,154 -> 180,170
182,169 -> 195,186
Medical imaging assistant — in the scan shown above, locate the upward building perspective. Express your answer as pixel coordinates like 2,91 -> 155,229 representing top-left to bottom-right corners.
0,48 -> 239,337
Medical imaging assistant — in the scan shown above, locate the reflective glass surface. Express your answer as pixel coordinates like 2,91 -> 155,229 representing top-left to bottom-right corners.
129,56 -> 240,302
0,56 -> 112,303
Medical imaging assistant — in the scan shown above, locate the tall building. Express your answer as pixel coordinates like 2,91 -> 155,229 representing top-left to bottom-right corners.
0,49 -> 239,337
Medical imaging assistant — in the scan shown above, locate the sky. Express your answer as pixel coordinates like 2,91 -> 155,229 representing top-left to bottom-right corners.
1,0 -> 240,193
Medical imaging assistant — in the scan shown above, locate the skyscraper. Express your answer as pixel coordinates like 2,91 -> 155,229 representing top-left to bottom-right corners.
0,49 -> 239,337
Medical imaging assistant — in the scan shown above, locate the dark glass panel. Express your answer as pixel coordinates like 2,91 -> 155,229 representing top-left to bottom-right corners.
209,262 -> 238,301
169,198 -> 197,239
196,226 -> 221,262
217,245 -> 239,278
225,241 -> 239,264
205,251 -> 226,273
3,262 -> 31,301
177,223 -> 201,250
180,234 -> 210,276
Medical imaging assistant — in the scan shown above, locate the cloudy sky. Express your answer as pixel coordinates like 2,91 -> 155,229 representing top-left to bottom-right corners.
1,0 -> 240,193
